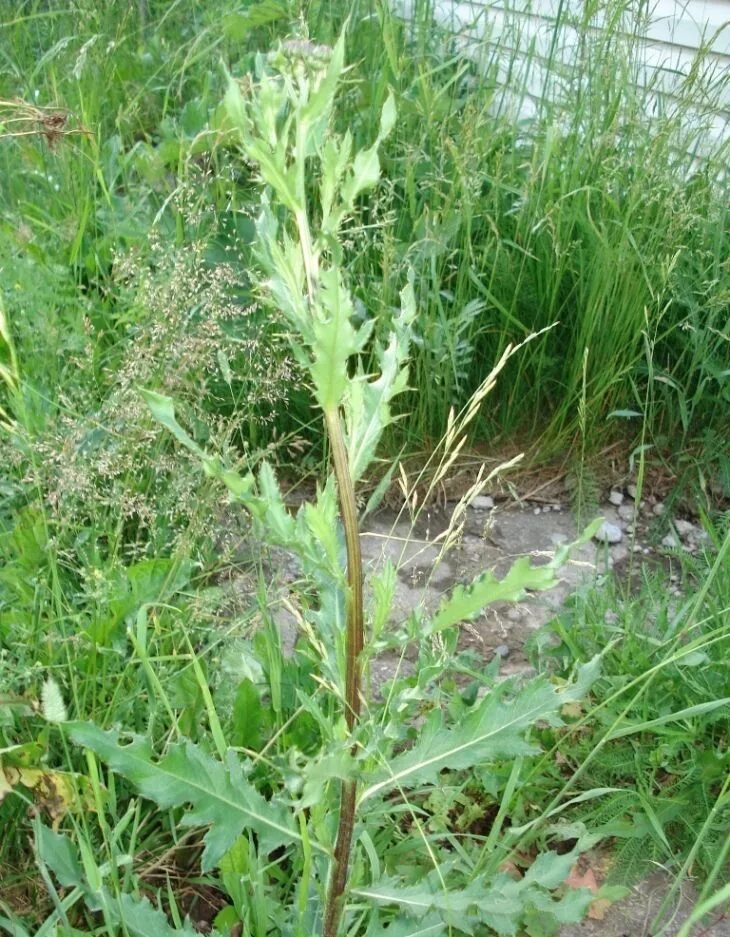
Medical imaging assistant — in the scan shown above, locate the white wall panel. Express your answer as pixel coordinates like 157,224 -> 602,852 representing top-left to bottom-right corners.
395,0 -> 730,155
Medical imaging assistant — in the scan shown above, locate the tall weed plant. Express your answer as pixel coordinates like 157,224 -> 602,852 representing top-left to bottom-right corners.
10,35 -> 610,937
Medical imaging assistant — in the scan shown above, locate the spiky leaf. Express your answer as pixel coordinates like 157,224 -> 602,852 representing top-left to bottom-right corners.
310,266 -> 364,411
69,723 -> 304,870
425,556 -> 558,636
362,660 -> 599,802
355,856 -> 593,935
109,893 -> 205,937
345,277 -> 415,481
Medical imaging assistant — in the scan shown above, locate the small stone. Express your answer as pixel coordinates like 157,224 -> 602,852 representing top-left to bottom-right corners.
506,607 -> 522,622
662,533 -> 680,549
627,484 -> 639,499
652,502 -> 665,517
533,507 -> 542,515
473,495 -> 494,510
618,504 -> 634,521
494,644 -> 510,659
594,521 -> 623,544
604,609 -> 619,625
552,503 -> 562,511
612,545 -> 628,563
608,490 -> 624,506
675,519 -> 696,539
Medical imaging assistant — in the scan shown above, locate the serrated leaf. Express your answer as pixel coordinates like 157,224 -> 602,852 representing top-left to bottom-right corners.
341,143 -> 381,210
254,461 -> 297,541
364,915 -> 445,937
345,279 -> 414,481
320,132 -> 352,230
310,266 -> 363,410
246,139 -> 300,212
69,723 -> 307,870
426,556 -> 558,636
303,487 -> 342,573
300,30 -> 345,128
108,892 -> 204,937
354,866 -> 592,935
523,848 -> 578,889
362,668 -> 597,802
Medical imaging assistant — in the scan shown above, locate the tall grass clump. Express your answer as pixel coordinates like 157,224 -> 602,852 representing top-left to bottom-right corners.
314,0 -> 730,487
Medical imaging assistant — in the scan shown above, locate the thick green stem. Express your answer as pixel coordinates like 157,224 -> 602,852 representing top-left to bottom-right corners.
322,407 -> 363,937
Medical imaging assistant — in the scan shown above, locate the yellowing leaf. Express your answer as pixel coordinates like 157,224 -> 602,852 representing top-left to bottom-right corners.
0,758 -> 94,829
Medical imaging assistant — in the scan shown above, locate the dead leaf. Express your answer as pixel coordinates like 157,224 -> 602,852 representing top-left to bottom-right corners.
1,758 -> 94,829
499,859 -> 522,880
588,897 -> 612,920
565,863 -> 599,893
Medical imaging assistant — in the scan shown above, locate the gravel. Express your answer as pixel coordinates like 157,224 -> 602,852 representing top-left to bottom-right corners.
594,521 -> 623,544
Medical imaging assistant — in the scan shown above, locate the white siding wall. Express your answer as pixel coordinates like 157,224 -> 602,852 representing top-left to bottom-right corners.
396,0 -> 730,156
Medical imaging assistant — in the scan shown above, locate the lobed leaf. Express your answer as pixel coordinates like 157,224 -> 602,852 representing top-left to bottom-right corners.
425,556 -> 559,636
362,660 -> 599,802
355,856 -> 593,935
345,277 -> 415,481
69,723 -> 307,870
310,266 -> 365,411
108,893 -> 207,937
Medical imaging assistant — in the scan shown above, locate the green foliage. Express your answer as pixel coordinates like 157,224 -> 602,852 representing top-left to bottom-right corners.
355,853 -> 593,936
1,1 -> 728,934
364,660 -> 599,802
68,723 -> 303,869
526,523 -> 730,906
21,31 -> 602,937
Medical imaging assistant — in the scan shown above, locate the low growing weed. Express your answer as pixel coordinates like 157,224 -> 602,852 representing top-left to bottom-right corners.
526,521 -> 730,928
